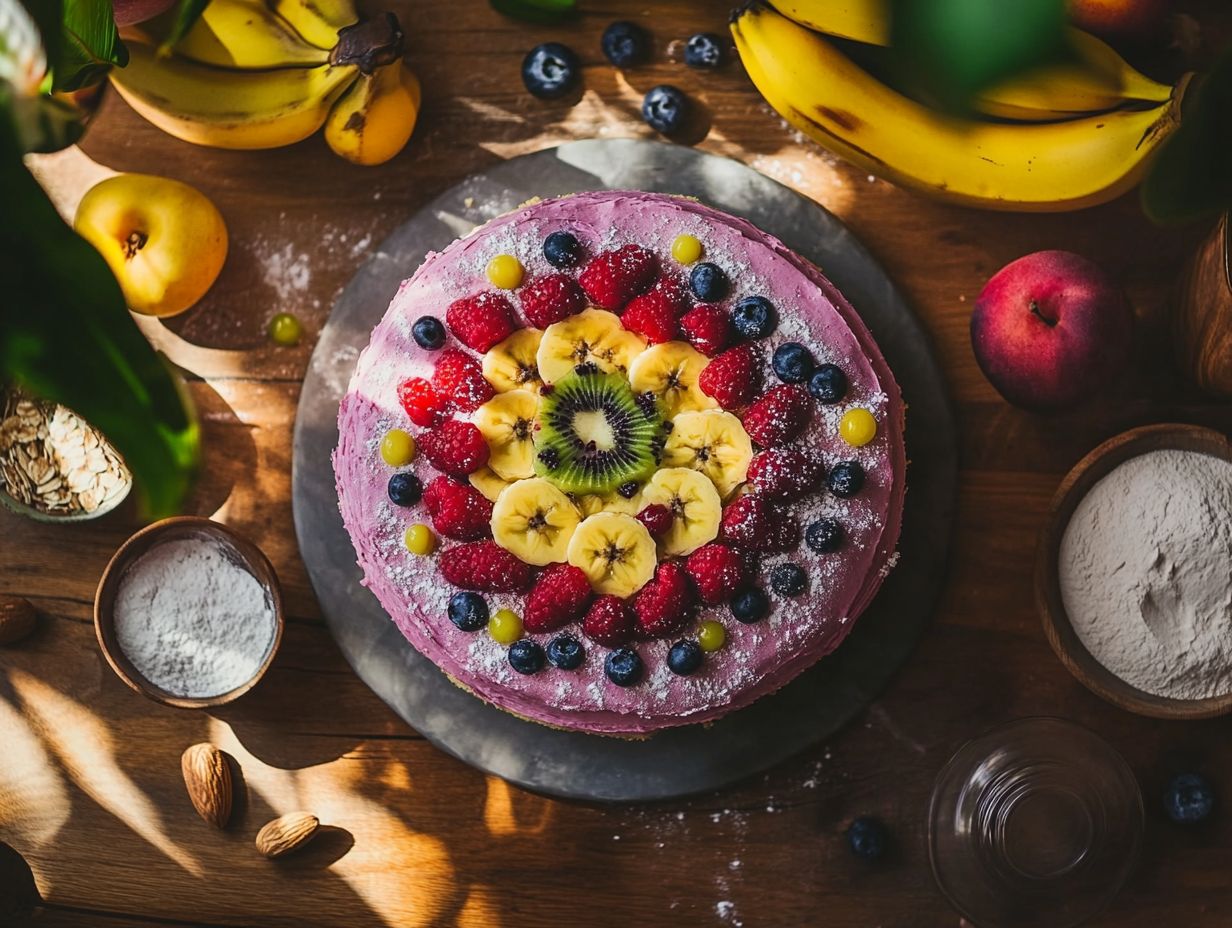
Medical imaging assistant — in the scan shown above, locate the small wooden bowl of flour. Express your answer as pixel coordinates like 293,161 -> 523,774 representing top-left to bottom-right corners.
95,517 -> 284,709
1038,423 -> 1232,719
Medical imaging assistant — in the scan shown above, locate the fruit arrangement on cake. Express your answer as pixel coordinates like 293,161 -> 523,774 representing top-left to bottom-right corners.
334,191 -> 905,735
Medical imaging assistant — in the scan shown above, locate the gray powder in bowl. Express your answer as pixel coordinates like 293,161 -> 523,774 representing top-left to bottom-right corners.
1059,448 -> 1232,700
113,536 -> 277,699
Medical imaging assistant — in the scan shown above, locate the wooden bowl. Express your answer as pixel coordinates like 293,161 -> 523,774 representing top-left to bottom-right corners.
1037,423 -> 1232,719
94,516 -> 284,709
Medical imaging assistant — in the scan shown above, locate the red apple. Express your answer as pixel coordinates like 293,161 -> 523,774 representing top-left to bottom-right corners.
113,0 -> 177,27
1068,0 -> 1168,45
970,250 -> 1133,411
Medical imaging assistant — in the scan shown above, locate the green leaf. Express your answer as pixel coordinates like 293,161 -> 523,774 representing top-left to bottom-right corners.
488,0 -> 576,26
1142,50 -> 1232,224
0,109 -> 199,519
158,0 -> 212,53
889,0 -> 1067,113
53,0 -> 128,91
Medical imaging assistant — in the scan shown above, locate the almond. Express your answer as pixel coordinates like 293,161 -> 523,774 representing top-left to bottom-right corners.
255,811 -> 319,859
181,743 -> 233,829
0,596 -> 36,646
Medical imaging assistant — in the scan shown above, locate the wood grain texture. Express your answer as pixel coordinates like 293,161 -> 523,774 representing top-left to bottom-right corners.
4,1 -> 1232,925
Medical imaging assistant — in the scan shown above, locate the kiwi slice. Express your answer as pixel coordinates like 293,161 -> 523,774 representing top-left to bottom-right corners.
533,365 -> 664,495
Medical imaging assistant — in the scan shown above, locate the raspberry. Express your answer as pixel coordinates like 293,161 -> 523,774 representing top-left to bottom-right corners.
582,595 -> 636,647
431,348 -> 495,413
746,448 -> 825,500
524,563 -> 593,632
446,291 -> 517,352
685,543 -> 748,605
636,503 -> 673,537
397,377 -> 447,427
679,303 -> 731,357
439,541 -> 536,592
633,561 -> 696,638
698,344 -> 761,409
578,244 -> 657,310
520,273 -> 586,329
422,476 -> 493,541
743,384 -> 813,447
720,494 -> 800,552
419,419 -> 489,477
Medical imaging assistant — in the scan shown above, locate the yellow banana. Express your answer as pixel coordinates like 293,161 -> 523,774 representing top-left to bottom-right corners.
270,0 -> 358,50
172,0 -> 330,68
769,0 -> 1173,119
324,61 -> 420,165
731,2 -> 1185,211
110,40 -> 357,149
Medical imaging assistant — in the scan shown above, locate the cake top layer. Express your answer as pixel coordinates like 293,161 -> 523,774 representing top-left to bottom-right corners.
334,190 -> 906,735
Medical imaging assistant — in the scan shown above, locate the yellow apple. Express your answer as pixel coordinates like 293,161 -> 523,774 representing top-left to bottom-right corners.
74,173 -> 228,317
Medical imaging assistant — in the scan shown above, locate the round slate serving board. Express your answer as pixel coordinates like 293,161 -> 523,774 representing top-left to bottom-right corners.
292,139 -> 957,803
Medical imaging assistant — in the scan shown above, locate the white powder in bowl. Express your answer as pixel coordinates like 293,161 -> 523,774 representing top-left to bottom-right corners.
112,536 -> 277,699
1059,448 -> 1232,700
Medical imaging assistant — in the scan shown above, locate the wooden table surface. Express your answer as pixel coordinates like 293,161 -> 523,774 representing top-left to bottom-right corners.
5,2 -> 1232,925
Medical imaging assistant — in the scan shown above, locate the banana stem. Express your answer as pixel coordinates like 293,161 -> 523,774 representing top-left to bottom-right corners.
330,11 -> 405,74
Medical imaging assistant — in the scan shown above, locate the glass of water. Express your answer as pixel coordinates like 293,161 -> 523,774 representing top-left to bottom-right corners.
929,717 -> 1143,928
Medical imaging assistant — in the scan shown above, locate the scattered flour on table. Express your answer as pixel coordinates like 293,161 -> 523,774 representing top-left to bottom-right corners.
1060,449 -> 1232,700
113,537 -> 277,698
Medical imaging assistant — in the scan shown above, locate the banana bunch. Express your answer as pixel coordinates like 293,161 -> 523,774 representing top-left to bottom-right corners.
732,0 -> 1189,211
110,0 -> 420,165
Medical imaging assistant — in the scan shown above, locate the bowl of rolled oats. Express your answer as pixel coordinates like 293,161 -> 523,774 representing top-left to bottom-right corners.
0,387 -> 132,522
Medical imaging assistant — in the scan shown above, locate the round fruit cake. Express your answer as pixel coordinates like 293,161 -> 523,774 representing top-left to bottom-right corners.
334,190 -> 906,736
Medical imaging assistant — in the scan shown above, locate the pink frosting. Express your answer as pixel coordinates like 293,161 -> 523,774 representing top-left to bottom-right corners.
333,191 -> 906,736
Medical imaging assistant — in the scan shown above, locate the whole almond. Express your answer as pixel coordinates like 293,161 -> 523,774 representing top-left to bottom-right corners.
255,812 -> 319,858
181,743 -> 233,829
0,596 -> 36,646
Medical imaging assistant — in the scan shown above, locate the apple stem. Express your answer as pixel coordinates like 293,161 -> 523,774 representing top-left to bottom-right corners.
1029,299 -> 1057,327
123,230 -> 148,260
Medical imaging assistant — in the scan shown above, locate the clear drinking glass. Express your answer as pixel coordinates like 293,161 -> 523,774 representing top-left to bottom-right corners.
929,718 -> 1143,928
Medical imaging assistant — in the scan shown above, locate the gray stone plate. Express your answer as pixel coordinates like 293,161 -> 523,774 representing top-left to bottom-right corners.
292,139 -> 956,803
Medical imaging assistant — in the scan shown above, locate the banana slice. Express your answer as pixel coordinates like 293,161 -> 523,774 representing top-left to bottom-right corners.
470,467 -> 514,503
566,512 -> 657,597
663,410 -> 753,499
483,328 -> 544,393
639,467 -> 722,557
627,341 -> 717,419
491,477 -> 579,565
474,390 -> 539,480
574,490 -> 642,518
537,308 -> 646,384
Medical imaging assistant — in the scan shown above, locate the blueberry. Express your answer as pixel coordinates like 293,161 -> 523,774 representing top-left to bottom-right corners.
805,518 -> 843,554
605,646 -> 644,686
448,591 -> 488,632
667,640 -> 703,676
522,43 -> 580,100
772,342 -> 816,384
828,461 -> 865,498
642,84 -> 689,134
684,32 -> 724,68
387,472 -> 423,507
411,316 -> 445,350
731,296 -> 777,340
508,639 -> 546,674
546,634 -> 585,670
543,230 -> 582,269
770,562 -> 807,596
846,816 -> 888,860
730,586 -> 770,624
1164,773 -> 1215,824
601,20 -> 649,67
689,262 -> 729,302
808,363 -> 848,403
